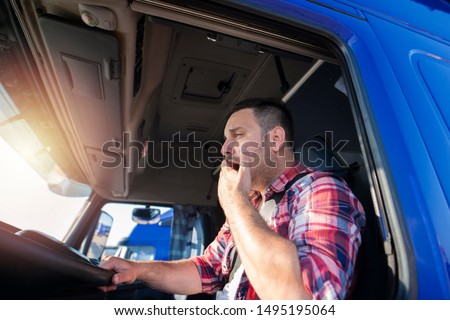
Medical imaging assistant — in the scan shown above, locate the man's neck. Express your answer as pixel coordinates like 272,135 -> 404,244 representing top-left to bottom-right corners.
255,157 -> 296,194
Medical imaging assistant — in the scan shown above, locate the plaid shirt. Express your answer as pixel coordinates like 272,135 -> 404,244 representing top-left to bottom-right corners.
190,163 -> 366,299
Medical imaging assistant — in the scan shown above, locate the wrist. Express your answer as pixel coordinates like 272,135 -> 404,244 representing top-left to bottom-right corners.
133,260 -> 146,281
225,194 -> 256,224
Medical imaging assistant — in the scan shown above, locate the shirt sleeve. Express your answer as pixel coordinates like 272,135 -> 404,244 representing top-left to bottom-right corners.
189,222 -> 231,294
289,174 -> 366,299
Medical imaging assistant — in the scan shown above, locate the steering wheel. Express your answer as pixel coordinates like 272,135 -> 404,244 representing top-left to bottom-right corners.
0,228 -> 114,299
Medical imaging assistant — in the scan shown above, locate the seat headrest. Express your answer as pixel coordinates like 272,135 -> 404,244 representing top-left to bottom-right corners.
295,135 -> 356,178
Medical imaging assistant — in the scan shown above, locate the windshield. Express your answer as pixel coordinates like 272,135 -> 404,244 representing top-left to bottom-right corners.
0,81 -> 88,240
0,136 -> 87,240
101,203 -> 173,261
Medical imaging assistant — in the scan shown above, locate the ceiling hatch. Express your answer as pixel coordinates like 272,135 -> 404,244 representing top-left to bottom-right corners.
172,57 -> 250,106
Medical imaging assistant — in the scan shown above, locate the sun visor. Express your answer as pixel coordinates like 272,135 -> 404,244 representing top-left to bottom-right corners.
39,15 -> 125,196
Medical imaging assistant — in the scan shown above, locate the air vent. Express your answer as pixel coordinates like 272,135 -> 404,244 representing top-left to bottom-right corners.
133,15 -> 145,97
186,124 -> 209,133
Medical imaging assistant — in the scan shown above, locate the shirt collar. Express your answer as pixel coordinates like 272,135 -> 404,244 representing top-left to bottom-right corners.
263,161 -> 311,201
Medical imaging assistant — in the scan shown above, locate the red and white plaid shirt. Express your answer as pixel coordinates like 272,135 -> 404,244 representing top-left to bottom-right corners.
190,163 -> 366,299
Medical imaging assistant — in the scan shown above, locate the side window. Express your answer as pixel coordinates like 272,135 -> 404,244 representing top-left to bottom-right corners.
100,203 -> 173,262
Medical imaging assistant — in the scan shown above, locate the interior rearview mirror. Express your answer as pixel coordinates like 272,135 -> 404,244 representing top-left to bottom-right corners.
132,208 -> 161,225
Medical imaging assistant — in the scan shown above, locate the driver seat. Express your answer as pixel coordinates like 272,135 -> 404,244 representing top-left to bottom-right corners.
296,135 -> 391,299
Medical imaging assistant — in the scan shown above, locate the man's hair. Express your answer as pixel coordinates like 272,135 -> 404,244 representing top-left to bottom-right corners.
226,98 -> 294,144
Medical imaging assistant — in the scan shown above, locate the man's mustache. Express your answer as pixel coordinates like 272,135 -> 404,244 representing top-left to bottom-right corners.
223,156 -> 240,171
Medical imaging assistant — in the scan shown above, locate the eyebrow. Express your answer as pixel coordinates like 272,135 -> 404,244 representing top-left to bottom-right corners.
224,127 -> 245,139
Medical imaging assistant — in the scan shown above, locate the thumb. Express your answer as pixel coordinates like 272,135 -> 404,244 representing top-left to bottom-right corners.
239,152 -> 253,173
112,272 -> 126,284
112,266 -> 138,285
238,153 -> 252,193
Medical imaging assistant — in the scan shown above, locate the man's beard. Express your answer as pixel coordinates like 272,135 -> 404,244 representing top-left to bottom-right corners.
248,146 -> 275,192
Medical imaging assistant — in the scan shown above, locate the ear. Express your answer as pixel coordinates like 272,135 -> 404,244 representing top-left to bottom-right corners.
269,126 -> 286,153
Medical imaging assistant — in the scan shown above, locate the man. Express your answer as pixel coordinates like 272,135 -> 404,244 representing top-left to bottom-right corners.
100,99 -> 365,299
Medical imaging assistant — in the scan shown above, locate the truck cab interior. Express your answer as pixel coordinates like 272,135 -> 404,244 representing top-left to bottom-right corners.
0,0 -> 401,299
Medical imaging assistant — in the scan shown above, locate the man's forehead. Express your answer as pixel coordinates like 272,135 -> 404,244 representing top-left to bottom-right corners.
225,109 -> 255,128
224,112 -> 256,137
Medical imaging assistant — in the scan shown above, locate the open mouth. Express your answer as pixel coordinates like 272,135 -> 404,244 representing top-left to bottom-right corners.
225,159 -> 240,171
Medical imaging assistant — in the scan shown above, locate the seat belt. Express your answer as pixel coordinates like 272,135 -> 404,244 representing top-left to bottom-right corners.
228,171 -> 310,287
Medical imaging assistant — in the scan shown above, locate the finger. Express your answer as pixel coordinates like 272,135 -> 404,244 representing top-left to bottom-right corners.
239,153 -> 252,174
237,162 -> 249,181
237,154 -> 252,195
100,256 -> 126,272
99,255 -> 116,269
97,284 -> 117,292
220,159 -> 229,168
112,272 -> 126,285
100,261 -> 119,272
219,164 -> 234,179
239,150 -> 254,167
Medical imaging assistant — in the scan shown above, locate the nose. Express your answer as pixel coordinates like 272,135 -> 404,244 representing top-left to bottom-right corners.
221,137 -> 231,156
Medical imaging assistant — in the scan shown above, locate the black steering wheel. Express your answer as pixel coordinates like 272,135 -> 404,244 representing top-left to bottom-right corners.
0,228 -> 114,299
